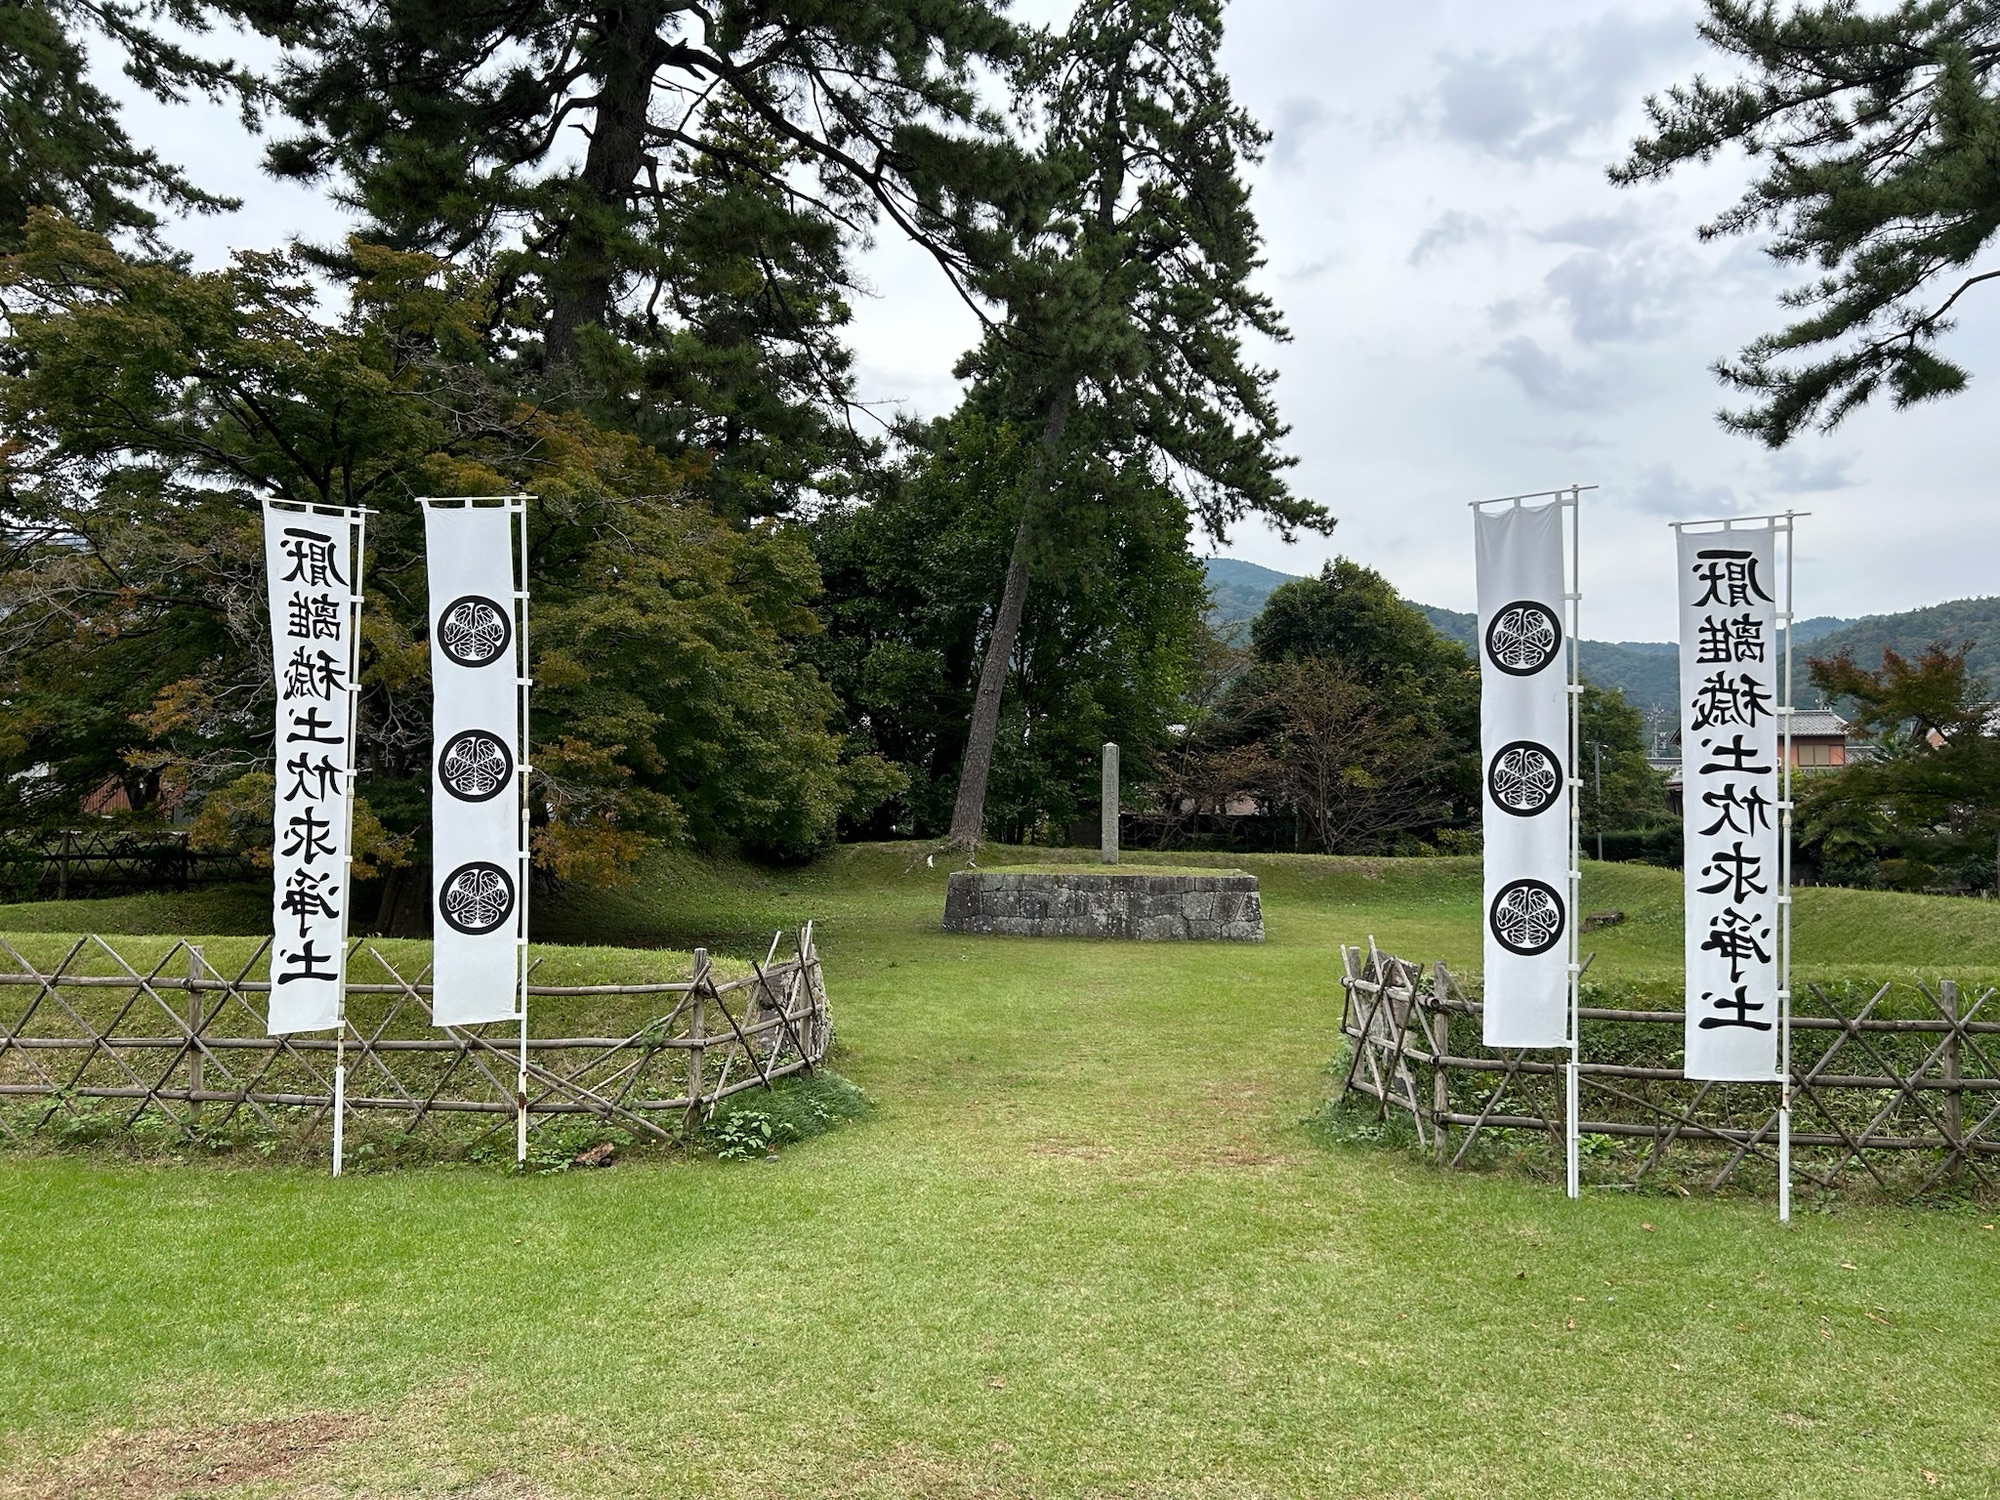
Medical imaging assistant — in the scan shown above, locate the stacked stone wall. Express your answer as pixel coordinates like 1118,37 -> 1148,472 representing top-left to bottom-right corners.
941,871 -> 1263,942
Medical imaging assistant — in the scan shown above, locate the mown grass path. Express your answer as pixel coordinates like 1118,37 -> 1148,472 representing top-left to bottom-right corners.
2,847 -> 1997,1497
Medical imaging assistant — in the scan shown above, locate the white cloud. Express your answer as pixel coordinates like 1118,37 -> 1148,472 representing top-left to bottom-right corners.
1533,211 -> 1648,251
1624,462 -> 1739,516
1763,450 -> 1861,494
1270,96 -> 1329,170
1544,432 -> 1611,452
1418,10 -> 1705,163
1483,337 -> 1618,411
1409,209 -> 1496,265
1541,245 -> 1696,344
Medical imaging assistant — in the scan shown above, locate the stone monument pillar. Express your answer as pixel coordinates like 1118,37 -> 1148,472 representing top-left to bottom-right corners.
1101,741 -> 1119,865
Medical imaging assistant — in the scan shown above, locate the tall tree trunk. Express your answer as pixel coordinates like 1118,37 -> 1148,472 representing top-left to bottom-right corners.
947,387 -> 1071,849
545,0 -> 662,367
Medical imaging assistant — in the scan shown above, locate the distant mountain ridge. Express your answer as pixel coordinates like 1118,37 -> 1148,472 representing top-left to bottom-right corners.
1203,558 -> 1298,640
1202,557 -> 1879,724
1797,598 -> 2000,699
1415,604 -> 1685,721
1413,604 -> 1850,724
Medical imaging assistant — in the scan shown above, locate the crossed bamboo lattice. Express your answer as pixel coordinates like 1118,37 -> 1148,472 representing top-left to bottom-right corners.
1338,945 -> 2000,1193
0,927 -> 828,1148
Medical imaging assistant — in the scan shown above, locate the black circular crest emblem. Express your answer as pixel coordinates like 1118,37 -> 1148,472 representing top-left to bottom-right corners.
1489,878 -> 1565,956
439,860 -> 516,936
436,594 -> 513,668
1487,740 -> 1563,817
1485,600 -> 1562,676
438,729 -> 515,803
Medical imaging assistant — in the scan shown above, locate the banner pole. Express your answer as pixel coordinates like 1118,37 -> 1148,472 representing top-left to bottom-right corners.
334,504 -> 366,1180
1778,513 -> 1797,1224
1472,486 -> 1593,1189
333,1031 -> 346,1177
1565,485 -> 1583,1201
515,497 -> 531,1168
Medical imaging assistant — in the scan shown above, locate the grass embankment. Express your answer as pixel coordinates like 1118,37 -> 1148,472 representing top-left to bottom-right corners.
975,863 -> 1249,877
20,846 -> 1998,991
2,846 -> 1999,1496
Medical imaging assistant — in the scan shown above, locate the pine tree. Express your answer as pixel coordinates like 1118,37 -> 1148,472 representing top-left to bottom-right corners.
0,0 -> 247,253
1616,1 -> 2000,446
231,0 -> 1028,516
942,0 -> 1331,849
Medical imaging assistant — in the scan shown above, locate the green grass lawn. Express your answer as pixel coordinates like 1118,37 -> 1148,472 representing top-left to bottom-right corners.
3,845 -> 1999,1497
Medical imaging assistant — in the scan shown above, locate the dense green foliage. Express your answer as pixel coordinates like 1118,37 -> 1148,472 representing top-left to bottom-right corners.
1807,595 -> 2000,702
810,414 -> 1204,841
1157,559 -> 1478,853
1579,682 -> 1671,833
1799,639 -> 2000,891
942,0 -> 1330,844
1618,1 -> 2000,444
1250,558 -> 1473,691
0,219 -> 883,884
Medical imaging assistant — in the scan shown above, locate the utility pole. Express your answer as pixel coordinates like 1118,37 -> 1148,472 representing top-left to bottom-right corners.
1592,741 -> 1604,863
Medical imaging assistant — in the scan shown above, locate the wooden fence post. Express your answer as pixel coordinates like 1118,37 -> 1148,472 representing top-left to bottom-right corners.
1430,961 -> 1450,1166
685,947 -> 708,1135
1942,979 -> 1962,1151
187,944 -> 204,1125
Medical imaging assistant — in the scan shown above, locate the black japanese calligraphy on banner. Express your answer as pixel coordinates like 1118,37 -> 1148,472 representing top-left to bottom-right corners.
1677,527 -> 1780,1080
1476,501 -> 1571,1048
263,502 -> 364,1034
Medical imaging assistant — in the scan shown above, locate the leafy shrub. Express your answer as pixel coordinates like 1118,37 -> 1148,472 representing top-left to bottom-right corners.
706,1071 -> 867,1161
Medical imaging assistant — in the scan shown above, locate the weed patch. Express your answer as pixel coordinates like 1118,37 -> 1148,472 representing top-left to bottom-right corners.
705,1070 -> 868,1161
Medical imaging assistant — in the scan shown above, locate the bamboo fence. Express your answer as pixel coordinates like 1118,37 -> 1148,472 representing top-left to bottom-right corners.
1339,943 -> 2000,1196
0,926 -> 828,1151
0,829 -> 253,899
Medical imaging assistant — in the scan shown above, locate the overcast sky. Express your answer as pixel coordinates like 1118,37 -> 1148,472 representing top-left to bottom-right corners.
118,0 -> 2000,642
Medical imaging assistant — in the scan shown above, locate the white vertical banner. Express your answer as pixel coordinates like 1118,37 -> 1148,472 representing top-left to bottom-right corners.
264,502 -> 364,1035
1476,500 -> 1571,1047
424,499 -> 528,1028
1678,526 -> 1781,1080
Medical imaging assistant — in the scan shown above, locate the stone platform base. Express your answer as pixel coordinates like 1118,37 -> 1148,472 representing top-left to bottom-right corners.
942,870 -> 1263,942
